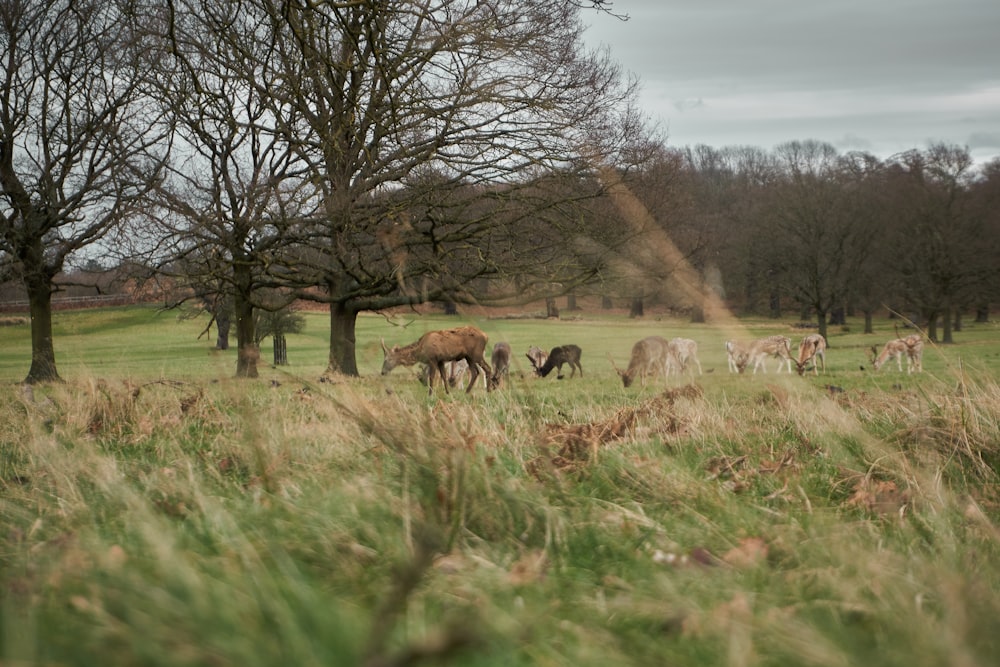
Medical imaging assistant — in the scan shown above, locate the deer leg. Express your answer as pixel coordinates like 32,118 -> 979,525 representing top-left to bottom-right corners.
436,361 -> 449,394
467,357 -> 490,393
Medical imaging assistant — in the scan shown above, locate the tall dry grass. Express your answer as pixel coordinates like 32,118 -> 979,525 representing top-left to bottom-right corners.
2,369 -> 999,666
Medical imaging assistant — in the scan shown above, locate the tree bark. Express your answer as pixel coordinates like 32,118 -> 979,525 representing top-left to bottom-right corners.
863,310 -> 874,335
769,289 -> 781,319
942,306 -> 954,344
215,310 -> 231,350
234,291 -> 258,378
629,297 -> 644,318
328,302 -> 359,376
273,334 -> 287,366
545,297 -> 559,319
924,311 -> 938,342
24,272 -> 60,383
566,292 -> 579,311
975,305 -> 989,323
815,309 -> 829,342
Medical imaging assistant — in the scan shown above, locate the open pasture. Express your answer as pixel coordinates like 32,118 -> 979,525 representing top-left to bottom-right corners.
4,304 -> 1000,392
2,306 -> 1000,666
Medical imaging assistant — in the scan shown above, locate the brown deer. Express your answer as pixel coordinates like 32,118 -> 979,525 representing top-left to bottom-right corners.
381,326 -> 492,395
739,335 -> 794,374
488,342 -> 511,390
871,334 -> 923,373
534,345 -> 583,379
795,334 -> 827,376
611,336 -> 671,388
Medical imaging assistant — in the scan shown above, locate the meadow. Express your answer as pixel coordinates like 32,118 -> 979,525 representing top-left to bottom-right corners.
2,305 -> 999,666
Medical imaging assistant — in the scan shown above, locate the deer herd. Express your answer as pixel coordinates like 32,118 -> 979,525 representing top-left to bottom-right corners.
380,325 -> 925,395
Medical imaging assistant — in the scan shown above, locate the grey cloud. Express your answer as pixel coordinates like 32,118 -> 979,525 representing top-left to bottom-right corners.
585,0 -> 1000,162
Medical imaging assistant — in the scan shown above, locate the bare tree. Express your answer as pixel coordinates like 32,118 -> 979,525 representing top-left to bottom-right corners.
0,0 -> 166,382
764,141 -> 873,340
886,145 -> 993,342
682,144 -> 777,317
141,0 -> 310,378
246,0 -> 643,375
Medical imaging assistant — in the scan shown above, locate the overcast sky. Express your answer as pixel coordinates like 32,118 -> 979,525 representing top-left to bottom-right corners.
583,0 -> 1000,165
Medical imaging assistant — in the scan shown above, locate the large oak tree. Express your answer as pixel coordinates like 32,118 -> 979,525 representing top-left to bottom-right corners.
256,0 -> 642,375
0,0 -> 166,382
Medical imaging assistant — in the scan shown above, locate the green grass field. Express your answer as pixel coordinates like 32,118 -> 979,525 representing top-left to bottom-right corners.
2,306 -> 999,666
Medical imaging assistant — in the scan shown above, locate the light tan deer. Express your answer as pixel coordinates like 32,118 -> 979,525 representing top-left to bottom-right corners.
667,337 -> 703,377
739,335 -> 794,374
611,336 -> 671,388
525,346 -> 548,373
418,360 -> 469,388
795,334 -> 827,376
725,340 -> 749,374
871,333 -> 923,374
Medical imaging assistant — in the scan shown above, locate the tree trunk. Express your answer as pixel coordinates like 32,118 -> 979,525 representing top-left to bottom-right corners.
629,296 -> 644,319
690,305 -> 705,323
942,306 -> 954,344
863,310 -> 874,335
215,310 -> 231,350
24,273 -> 60,383
828,307 -> 846,326
601,295 -> 612,309
273,334 -> 287,366
566,292 -> 579,311
975,305 -> 989,323
234,293 -> 258,378
815,309 -> 829,342
328,302 -> 360,376
443,301 -> 457,315
953,310 -> 962,333
924,312 -> 938,342
545,297 -> 559,319
768,289 -> 781,319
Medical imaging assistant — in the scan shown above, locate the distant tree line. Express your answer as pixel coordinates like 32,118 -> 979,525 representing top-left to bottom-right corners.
624,140 -> 1000,343
3,1 -> 998,383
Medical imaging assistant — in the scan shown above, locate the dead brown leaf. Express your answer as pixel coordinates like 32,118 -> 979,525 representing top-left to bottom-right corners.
723,537 -> 769,569
846,478 -> 910,517
508,550 -> 547,586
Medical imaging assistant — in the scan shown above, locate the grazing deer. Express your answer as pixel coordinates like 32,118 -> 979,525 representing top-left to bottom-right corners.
488,342 -> 511,390
381,326 -> 492,395
739,335 -> 794,374
871,334 -> 923,373
534,344 -> 583,379
418,359 -> 470,388
726,340 -> 749,374
796,334 -> 827,376
611,336 -> 671,388
668,337 -> 703,377
525,346 -> 548,373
